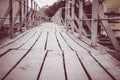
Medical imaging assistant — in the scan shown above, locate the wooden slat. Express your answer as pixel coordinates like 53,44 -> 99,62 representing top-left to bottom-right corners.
64,51 -> 89,80
67,32 -> 120,80
61,32 -> 87,52
0,50 -> 28,80
77,51 -> 113,80
19,31 -> 41,49
90,51 -> 120,80
39,51 -> 65,80
56,32 -> 72,51
33,32 -> 48,50
0,27 -> 39,55
46,30 -> 61,51
4,50 -> 47,80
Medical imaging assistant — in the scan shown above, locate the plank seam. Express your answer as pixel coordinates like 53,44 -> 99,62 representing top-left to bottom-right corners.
1,31 -> 42,80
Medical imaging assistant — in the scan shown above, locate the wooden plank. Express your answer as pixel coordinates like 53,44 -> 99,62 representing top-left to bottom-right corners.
67,32 -> 120,80
64,51 -> 89,80
97,0 -> 120,51
46,31 -> 61,51
61,32 -> 87,52
33,32 -> 48,50
91,0 -> 98,47
4,50 -> 47,80
90,50 -> 120,80
0,50 -> 28,80
39,51 -> 65,80
0,27 -> 38,55
0,31 -> 29,48
56,32 -> 72,51
19,29 -> 41,49
77,51 -> 113,80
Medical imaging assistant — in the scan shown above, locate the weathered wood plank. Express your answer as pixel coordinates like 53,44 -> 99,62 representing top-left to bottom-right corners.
47,31 -> 61,51
39,51 -> 65,80
56,32 -> 71,51
77,51 -> 113,80
19,31 -> 41,49
0,50 -> 28,80
61,32 -> 87,52
4,50 -> 47,80
0,30 -> 37,56
64,51 -> 89,80
33,32 -> 48,50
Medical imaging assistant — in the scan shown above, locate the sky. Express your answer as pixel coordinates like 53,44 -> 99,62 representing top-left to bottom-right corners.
34,0 -> 59,8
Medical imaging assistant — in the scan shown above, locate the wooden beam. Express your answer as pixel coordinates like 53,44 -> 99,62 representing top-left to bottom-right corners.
0,6 -> 11,30
83,11 -> 91,32
65,0 -> 69,31
71,0 -> 75,32
9,0 -> 14,38
74,15 -> 87,36
97,1 -> 120,50
78,0 -> 83,38
26,0 -> 29,29
91,0 -> 98,47
19,0 -> 23,32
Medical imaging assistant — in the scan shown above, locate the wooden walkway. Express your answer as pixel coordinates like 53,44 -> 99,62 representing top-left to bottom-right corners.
0,22 -> 120,80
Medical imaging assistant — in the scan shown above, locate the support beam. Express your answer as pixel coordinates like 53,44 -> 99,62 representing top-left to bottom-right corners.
78,0 -> 83,38
97,1 -> 120,51
65,0 -> 69,31
74,15 -> 87,36
26,0 -> 29,29
0,6 -> 11,30
71,0 -> 75,32
9,0 -> 14,38
19,0 -> 23,32
91,0 -> 98,47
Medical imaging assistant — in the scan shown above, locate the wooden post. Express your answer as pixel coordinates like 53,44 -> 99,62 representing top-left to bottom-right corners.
71,0 -> 75,32
65,0 -> 68,31
26,0 -> 29,29
19,0 -> 23,32
9,0 -> 14,38
31,0 -> 33,27
78,0 -> 83,38
97,0 -> 120,50
91,0 -> 98,47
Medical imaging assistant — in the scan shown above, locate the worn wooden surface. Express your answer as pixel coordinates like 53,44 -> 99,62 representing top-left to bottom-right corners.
0,22 -> 120,80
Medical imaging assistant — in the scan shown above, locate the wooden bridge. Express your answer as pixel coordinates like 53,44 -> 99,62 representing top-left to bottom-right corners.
0,0 -> 120,80
0,22 -> 120,80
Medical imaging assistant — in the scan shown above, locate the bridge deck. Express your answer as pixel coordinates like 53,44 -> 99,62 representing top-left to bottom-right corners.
0,22 -> 120,80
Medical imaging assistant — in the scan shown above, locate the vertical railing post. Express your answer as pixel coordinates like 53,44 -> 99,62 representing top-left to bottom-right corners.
71,0 -> 75,32
78,0 -> 83,38
65,0 -> 68,31
9,0 -> 14,38
31,0 -> 33,28
91,0 -> 98,47
26,0 -> 29,29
